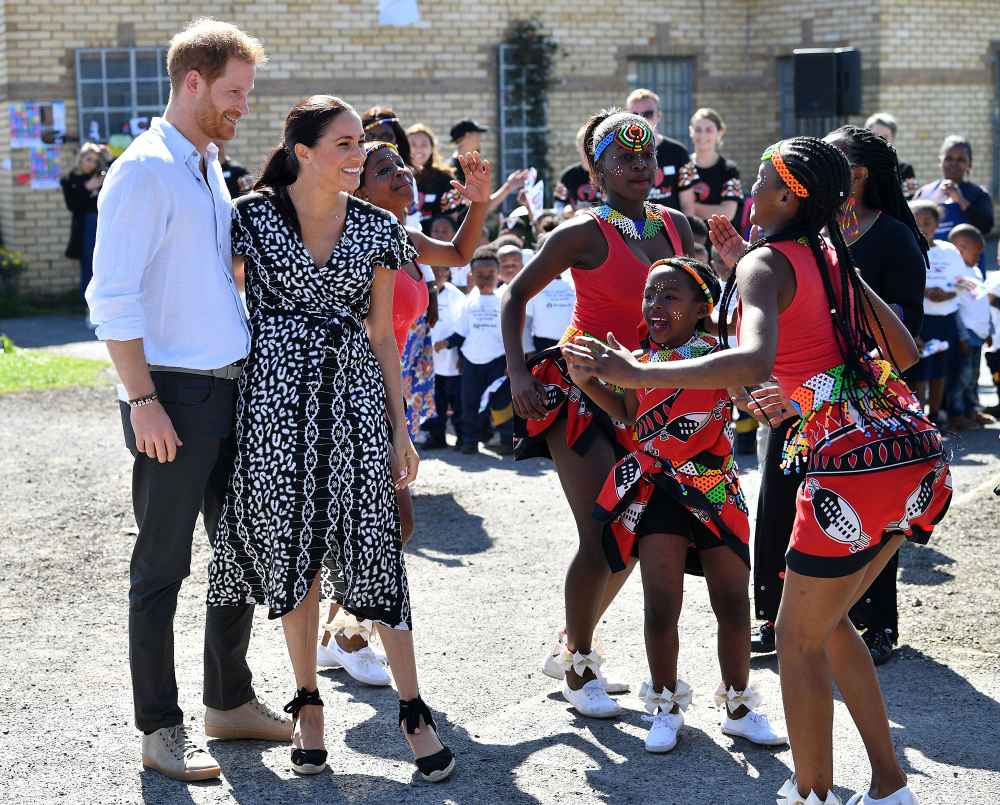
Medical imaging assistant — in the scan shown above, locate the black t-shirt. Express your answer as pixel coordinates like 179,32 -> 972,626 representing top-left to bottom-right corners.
448,154 -> 465,185
221,158 -> 252,198
848,212 -> 926,336
648,136 -> 698,210
554,163 -> 599,208
679,154 -> 742,206
898,160 -> 917,199
416,166 -> 463,231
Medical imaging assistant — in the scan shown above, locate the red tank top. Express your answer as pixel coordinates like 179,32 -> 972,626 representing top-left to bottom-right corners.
744,239 -> 846,394
569,206 -> 684,351
392,263 -> 429,353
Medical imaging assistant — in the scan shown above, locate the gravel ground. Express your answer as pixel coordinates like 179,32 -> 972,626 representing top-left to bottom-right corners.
1,384 -> 998,805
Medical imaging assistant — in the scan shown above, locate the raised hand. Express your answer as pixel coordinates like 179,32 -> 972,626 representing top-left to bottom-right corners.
707,214 -> 749,270
452,152 -> 493,203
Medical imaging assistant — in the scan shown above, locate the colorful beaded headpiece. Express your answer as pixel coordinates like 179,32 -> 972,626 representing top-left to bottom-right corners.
649,259 -> 715,314
364,116 -> 400,131
594,119 -> 654,162
363,141 -> 399,157
762,142 -> 809,198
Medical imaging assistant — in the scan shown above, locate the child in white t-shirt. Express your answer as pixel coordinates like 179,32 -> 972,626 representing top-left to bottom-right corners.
526,273 -> 576,353
947,224 -> 993,425
435,247 -> 511,455
425,265 -> 467,449
909,200 -> 967,422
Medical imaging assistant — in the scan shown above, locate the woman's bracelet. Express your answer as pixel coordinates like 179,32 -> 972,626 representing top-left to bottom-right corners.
128,391 -> 159,408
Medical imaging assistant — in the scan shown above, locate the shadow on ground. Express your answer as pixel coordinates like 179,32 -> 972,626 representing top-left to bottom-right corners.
0,314 -> 95,348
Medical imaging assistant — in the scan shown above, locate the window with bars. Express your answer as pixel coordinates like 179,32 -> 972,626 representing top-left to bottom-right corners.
626,58 -> 694,145
496,43 -> 548,207
777,56 -> 843,139
76,48 -> 170,143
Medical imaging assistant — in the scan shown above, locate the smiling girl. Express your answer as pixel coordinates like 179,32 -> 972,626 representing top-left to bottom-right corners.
565,257 -> 785,754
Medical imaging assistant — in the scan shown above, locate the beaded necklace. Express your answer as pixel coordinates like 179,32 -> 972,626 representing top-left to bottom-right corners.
594,202 -> 664,240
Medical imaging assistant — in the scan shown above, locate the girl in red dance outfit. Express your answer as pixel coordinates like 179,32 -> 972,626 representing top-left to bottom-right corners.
567,257 -> 786,754
564,137 -> 950,804
501,109 -> 693,719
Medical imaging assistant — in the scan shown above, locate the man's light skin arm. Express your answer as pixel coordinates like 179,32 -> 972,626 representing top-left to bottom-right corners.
107,339 -> 183,463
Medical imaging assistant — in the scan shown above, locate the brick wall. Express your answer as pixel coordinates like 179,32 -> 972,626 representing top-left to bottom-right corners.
0,0 -> 997,296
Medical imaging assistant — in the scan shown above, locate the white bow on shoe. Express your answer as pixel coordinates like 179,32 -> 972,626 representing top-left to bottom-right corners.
777,775 -> 843,805
714,682 -> 763,713
638,679 -> 692,714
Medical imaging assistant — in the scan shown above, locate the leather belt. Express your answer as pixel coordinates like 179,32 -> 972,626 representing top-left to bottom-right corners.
148,360 -> 245,380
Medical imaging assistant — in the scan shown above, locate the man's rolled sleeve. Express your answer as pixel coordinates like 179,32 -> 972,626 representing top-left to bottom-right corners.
86,160 -> 168,342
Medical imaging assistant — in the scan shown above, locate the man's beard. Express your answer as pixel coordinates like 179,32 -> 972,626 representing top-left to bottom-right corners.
195,98 -> 234,142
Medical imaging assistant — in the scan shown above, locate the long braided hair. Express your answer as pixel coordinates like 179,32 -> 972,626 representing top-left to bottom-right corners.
717,136 -> 914,427
828,125 -> 928,267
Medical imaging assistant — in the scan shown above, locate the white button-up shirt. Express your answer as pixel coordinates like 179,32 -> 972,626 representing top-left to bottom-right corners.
86,117 -> 249,370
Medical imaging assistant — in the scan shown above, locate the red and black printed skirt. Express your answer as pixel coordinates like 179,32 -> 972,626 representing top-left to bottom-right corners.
593,448 -> 751,575
781,364 -> 953,578
513,345 -> 634,462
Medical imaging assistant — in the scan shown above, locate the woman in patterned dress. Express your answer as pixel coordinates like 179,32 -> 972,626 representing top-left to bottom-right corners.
207,96 -> 455,783
317,139 -> 492,685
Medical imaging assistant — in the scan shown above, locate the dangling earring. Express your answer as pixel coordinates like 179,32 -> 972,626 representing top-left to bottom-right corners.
838,196 -> 860,239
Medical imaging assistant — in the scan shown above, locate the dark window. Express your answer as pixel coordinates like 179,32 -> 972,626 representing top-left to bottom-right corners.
76,48 -> 169,143
627,58 -> 694,144
497,43 -> 547,210
777,56 -> 843,139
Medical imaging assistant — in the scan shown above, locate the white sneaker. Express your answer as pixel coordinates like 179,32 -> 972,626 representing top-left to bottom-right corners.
845,787 -> 918,805
541,634 -> 629,693
141,725 -> 221,782
322,640 -> 391,686
316,640 -> 344,669
722,710 -> 787,746
778,776 -> 844,805
562,678 -> 622,718
644,709 -> 684,753
638,679 -> 691,753
715,682 -> 787,746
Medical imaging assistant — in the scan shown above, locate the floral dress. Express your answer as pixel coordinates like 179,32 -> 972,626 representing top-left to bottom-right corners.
207,190 -> 417,628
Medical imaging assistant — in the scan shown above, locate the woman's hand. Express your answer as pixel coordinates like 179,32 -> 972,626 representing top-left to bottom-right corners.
452,152 -> 492,203
84,173 -> 104,193
564,354 -> 597,389
744,381 -> 795,427
940,180 -> 967,207
707,214 -> 752,270
561,333 -> 642,388
392,429 -> 419,490
510,368 -> 548,420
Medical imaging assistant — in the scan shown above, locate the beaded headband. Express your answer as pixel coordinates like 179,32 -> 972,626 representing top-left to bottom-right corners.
364,141 -> 400,157
649,259 -> 715,314
594,119 -> 654,162
762,142 -> 809,198
364,116 -> 399,130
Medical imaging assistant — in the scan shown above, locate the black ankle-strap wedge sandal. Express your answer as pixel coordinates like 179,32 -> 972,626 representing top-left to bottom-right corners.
283,688 -> 327,775
398,696 -> 456,783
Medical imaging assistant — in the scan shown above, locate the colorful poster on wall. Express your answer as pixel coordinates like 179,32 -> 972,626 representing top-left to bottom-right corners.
9,101 -> 67,147
29,146 -> 62,189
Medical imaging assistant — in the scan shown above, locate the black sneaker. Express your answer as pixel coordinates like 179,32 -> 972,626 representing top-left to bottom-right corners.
863,628 -> 895,666
460,443 -> 478,455
422,434 -> 447,451
751,622 -> 776,654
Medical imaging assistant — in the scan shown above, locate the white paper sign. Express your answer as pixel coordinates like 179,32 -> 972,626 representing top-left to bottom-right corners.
379,0 -> 421,25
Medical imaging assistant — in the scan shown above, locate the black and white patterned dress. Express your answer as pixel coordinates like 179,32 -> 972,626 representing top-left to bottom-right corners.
208,190 -> 417,628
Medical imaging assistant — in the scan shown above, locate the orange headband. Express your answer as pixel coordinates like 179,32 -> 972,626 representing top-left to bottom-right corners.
764,145 -> 809,198
650,259 -> 715,314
